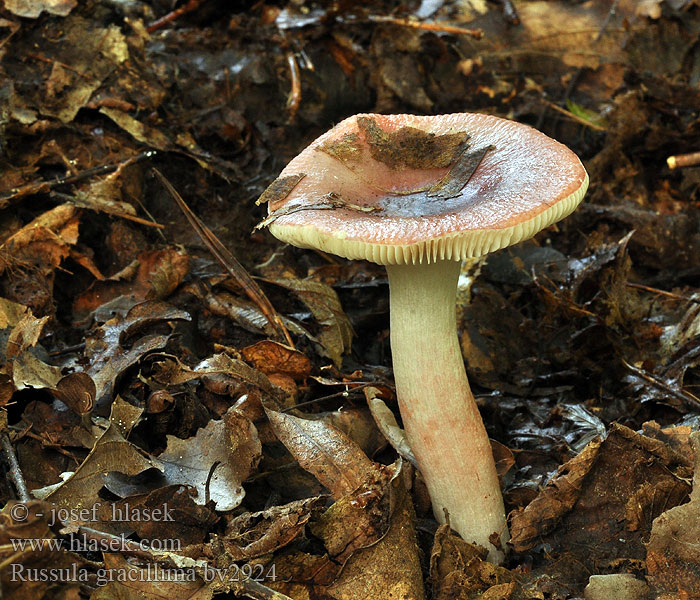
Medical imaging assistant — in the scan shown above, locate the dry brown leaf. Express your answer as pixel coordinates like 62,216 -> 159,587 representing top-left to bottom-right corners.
511,423 -> 692,582
646,431 -> 700,597
241,340 -> 311,380
265,407 -> 376,499
91,553 -> 212,600
311,461 -> 425,600
429,524 -> 515,600
205,496 -> 325,561
36,420 -> 158,508
156,405 -> 262,510
509,436 -> 602,551
5,311 -> 49,359
0,500 -> 90,599
0,203 -> 79,275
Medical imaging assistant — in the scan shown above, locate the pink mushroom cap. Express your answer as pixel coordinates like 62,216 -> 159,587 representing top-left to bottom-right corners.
261,113 -> 589,264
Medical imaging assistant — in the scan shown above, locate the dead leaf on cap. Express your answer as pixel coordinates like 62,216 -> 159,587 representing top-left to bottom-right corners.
255,173 -> 306,205
426,144 -> 494,199
241,340 -> 311,381
357,115 -> 470,170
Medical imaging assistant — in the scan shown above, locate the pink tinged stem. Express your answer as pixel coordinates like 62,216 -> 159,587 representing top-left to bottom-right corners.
386,259 -> 509,562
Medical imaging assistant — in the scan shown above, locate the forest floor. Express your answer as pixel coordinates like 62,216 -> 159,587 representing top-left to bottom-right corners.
1,0 -> 699,598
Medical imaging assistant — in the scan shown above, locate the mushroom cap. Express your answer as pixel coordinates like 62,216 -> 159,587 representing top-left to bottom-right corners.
262,113 -> 588,265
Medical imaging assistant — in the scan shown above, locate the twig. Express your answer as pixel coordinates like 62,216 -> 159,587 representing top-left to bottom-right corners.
152,169 -> 294,347
625,281 -> 700,303
1,432 -> 30,502
204,461 -> 220,505
541,100 -> 607,131
537,0 -> 619,130
367,15 -> 483,38
147,0 -> 207,33
50,192 -> 165,229
285,50 -> 302,121
0,150 -> 156,208
667,151 -> 700,169
622,359 -> 700,409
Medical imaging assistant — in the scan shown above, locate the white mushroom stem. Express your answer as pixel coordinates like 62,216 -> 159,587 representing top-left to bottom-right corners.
386,259 -> 509,562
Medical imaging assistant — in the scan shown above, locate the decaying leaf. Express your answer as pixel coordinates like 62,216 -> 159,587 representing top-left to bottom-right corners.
241,340 -> 311,380
204,496 -> 325,561
91,553 -> 212,600
152,353 -> 274,397
357,115 -> 469,170
646,431 -> 700,597
255,173 -> 306,205
3,0 -> 77,18
84,300 -> 190,405
155,405 -> 262,510
310,461 -> 425,600
430,524 -> 515,600
509,435 -> 602,551
35,422 -> 158,508
266,407 -> 376,499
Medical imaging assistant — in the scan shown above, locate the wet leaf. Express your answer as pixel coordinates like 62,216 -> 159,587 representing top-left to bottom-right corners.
84,300 -> 190,405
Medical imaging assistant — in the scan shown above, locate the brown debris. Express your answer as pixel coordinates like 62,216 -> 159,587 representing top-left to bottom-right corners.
357,115 -> 470,170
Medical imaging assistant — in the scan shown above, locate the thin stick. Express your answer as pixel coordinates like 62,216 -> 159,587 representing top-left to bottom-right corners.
667,151 -> 700,169
0,150 -> 156,208
152,169 -> 294,347
367,15 -> 483,38
147,0 -> 206,33
625,281 -> 700,303
1,432 -> 30,502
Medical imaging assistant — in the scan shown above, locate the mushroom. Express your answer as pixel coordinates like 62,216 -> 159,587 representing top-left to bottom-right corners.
257,113 -> 588,562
